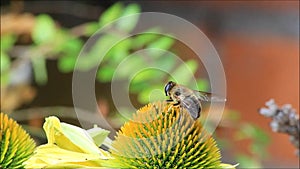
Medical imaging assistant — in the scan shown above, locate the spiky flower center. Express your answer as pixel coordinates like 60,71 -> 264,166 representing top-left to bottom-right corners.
111,101 -> 221,168
0,113 -> 36,169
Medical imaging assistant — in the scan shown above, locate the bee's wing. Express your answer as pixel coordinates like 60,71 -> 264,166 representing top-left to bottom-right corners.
181,96 -> 200,119
194,90 -> 226,102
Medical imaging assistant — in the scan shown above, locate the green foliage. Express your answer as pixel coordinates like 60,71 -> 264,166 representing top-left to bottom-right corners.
57,38 -> 83,73
235,154 -> 262,168
1,34 -> 16,52
31,57 -> 48,85
115,3 -> 140,32
1,34 -> 15,86
32,14 -> 56,44
98,3 -> 124,28
0,113 -> 36,169
170,60 -> 198,85
235,124 -> 270,159
2,2 -> 210,106
1,51 -> 10,73
146,36 -> 175,57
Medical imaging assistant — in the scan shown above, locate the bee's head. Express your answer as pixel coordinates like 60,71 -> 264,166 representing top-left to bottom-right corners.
164,81 -> 176,96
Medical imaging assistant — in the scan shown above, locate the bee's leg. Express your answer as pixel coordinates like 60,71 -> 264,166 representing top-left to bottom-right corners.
177,107 -> 184,124
173,101 -> 180,106
166,99 -> 173,102
167,101 -> 180,113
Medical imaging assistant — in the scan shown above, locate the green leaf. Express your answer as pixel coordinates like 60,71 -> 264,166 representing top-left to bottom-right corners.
131,69 -> 165,84
107,38 -> 132,63
0,51 -> 10,86
225,110 -> 241,122
235,154 -> 261,168
0,72 -> 9,87
137,85 -> 164,103
57,38 -> 82,73
132,29 -> 160,49
197,79 -> 209,91
32,14 -> 56,44
76,33 -> 120,71
250,143 -> 269,158
1,51 -> 10,73
171,60 -> 198,85
58,55 -> 77,73
87,126 -> 110,147
116,3 -> 140,32
62,38 -> 83,55
31,57 -> 48,85
129,81 -> 151,93
97,66 -> 116,82
146,36 -> 174,57
111,54 -> 145,80
0,34 -> 16,51
84,22 -> 100,36
236,124 -> 270,145
98,3 -> 124,28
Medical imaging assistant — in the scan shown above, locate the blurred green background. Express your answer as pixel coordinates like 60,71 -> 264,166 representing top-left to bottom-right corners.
1,1 -> 299,168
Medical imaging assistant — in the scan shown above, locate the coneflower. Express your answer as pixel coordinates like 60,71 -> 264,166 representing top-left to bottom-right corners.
111,101 -> 222,168
0,112 -> 36,169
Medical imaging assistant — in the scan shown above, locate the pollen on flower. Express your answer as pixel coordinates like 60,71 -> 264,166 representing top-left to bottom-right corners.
0,112 -> 36,169
110,101 -> 222,168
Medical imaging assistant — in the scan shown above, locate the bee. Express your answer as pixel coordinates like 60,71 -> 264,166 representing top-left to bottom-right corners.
164,81 -> 226,119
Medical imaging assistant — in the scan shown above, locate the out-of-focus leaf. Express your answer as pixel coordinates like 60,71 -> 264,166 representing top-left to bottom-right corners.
31,57 -> 48,85
84,22 -> 100,36
32,14 -> 56,44
171,60 -> 198,85
62,38 -> 83,55
129,81 -> 151,93
107,38 -> 132,63
50,29 -> 72,54
251,143 -> 269,158
146,36 -> 174,57
236,124 -> 270,145
98,2 -> 123,28
58,38 -> 83,72
215,137 -> 230,149
131,69 -> 165,84
116,3 -> 140,32
109,108 -> 133,128
97,66 -> 116,82
0,34 -> 16,51
112,54 -> 144,80
132,30 -> 160,49
197,79 -> 209,91
76,33 -> 120,71
225,110 -> 241,122
58,55 -> 77,73
0,51 -> 10,87
0,72 -> 9,87
1,51 -> 10,73
137,85 -> 164,103
235,154 -> 261,168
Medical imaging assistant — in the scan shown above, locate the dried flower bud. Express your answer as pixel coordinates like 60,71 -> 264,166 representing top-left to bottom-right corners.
259,99 -> 299,157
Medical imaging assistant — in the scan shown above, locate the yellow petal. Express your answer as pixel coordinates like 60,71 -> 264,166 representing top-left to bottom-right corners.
220,163 -> 239,169
24,144 -> 109,168
43,116 -> 103,155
